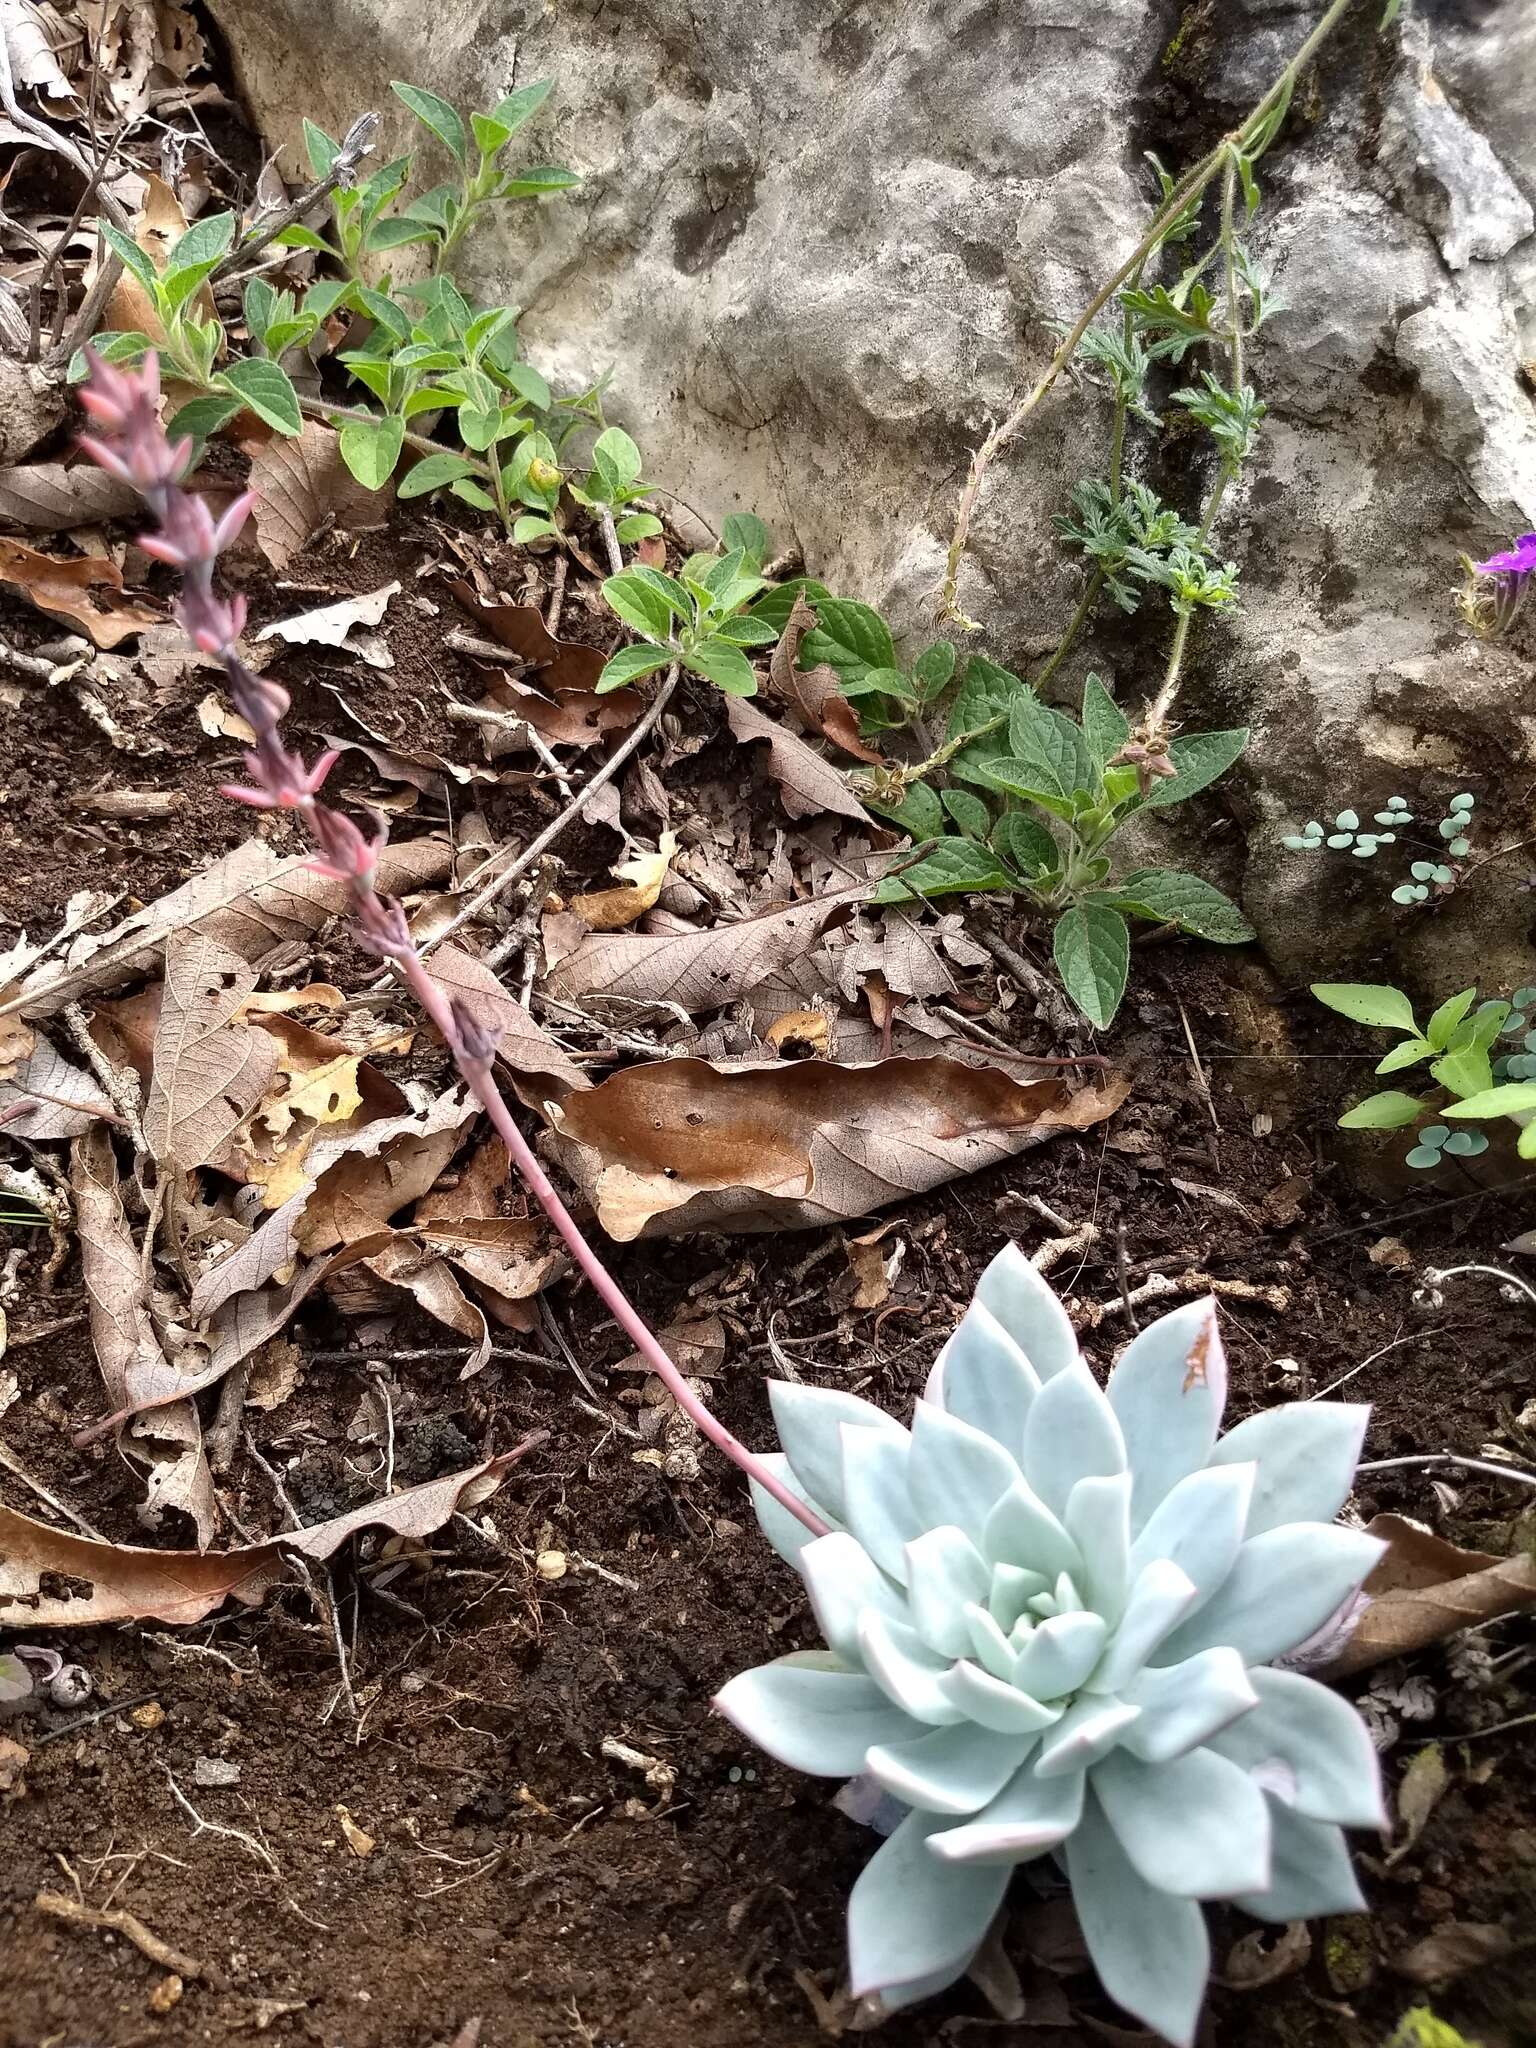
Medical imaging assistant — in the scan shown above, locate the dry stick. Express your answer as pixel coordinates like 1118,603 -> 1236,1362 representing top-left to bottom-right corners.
30,107 -> 138,359
35,1890 -> 206,1979
936,0 -> 1361,623
420,665 -> 681,959
214,113 -> 380,280
1357,1452 -> 1536,1493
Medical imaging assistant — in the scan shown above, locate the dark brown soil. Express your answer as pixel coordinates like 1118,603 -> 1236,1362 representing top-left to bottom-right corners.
2,501 -> 1534,2048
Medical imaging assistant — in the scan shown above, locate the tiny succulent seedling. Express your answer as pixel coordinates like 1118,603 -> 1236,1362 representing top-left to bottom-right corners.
864,661 -> 1252,1028
598,522 -> 783,695
1313,981 -> 1536,1165
716,1244 -> 1383,2045
1283,794 -> 1476,905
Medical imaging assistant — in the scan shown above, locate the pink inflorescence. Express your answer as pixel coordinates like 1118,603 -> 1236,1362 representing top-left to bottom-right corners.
1474,532 -> 1536,583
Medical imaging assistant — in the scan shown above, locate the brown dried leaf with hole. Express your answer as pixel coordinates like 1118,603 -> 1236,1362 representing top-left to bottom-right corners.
571,833 -> 679,931
768,592 -> 883,766
539,1055 -> 1130,1238
448,578 -> 606,694
0,536 -> 161,648
544,882 -> 869,1018
1318,1513 -> 1530,1679
765,1009 -> 830,1058
11,835 -> 451,1019
0,1032 -> 113,1138
243,420 -> 384,570
0,463 -> 140,532
725,696 -> 874,826
143,932 -> 280,1171
0,1444 -> 534,1627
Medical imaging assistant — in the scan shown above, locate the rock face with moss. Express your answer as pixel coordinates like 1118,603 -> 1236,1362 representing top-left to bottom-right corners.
210,0 -> 1535,989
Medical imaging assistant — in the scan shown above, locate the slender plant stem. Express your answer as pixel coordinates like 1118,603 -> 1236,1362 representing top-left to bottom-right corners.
1144,464 -> 1231,735
1220,155 -> 1244,395
1032,569 -> 1104,691
936,0 -> 1360,624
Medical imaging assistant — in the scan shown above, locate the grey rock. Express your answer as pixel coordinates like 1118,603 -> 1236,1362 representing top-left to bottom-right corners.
209,0 -> 1536,999
0,356 -> 66,464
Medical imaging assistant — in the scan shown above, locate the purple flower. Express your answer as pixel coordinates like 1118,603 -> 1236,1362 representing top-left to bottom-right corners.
1474,532 -> 1536,581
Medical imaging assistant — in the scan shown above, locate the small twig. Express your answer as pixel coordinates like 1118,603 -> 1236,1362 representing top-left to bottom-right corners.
0,1438 -> 109,1539
303,1341 -> 548,1368
33,109 -> 138,358
422,665 -> 680,957
444,626 -> 532,668
215,112 -> 379,279
977,930 -> 1081,1043
444,699 -> 573,799
597,506 -> 624,577
544,553 -> 569,636
46,246 -> 124,374
1356,1452 -> 1536,1492
32,1690 -> 162,1742
1031,1222 -> 1101,1275
1075,1269 -> 1289,1329
63,999 -> 148,1151
1114,1225 -> 1138,1333
162,1766 -> 281,1876
1175,997 -> 1221,1134
35,1889 -> 205,1979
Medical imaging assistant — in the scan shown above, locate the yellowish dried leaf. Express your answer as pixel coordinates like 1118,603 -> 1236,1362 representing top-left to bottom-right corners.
571,831 -> 679,931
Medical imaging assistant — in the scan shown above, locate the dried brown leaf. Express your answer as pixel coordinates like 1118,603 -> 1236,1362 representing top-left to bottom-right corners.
143,932 -> 279,1171
725,695 -> 874,825
0,1032 -> 112,1138
545,883 -> 869,1017
1221,1921 -> 1311,1990
187,1187 -> 308,1321
1392,1922 -> 1514,1985
0,536 -> 161,648
1320,1513 -> 1530,1678
294,1086 -> 479,1254
256,580 -> 399,667
571,833 -> 679,930
768,593 -> 883,766
429,944 -> 586,1088
542,1054 -> 1130,1238
0,1445 -> 534,1627
1386,1745 -> 1449,1867
362,1236 -> 491,1373
480,669 -> 640,751
448,579 -> 606,693
12,835 -> 450,1019
0,462 -> 139,532
244,421 -> 383,570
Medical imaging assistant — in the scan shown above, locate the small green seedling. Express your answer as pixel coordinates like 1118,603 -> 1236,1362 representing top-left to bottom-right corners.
566,425 -> 662,545
598,535 -> 777,694
1313,980 -> 1536,1165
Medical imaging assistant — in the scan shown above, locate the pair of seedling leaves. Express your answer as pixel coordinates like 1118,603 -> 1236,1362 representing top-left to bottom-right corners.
1316,982 -> 1536,1163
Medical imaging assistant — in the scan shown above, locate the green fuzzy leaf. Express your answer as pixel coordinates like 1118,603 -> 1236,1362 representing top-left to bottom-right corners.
498,361 -> 551,410
355,286 -> 412,341
449,479 -> 498,512
597,643 -> 672,692
1007,689 -> 1093,800
799,597 -> 896,680
867,781 -> 945,841
491,79 -> 554,137
1338,1090 -> 1429,1130
399,184 -> 459,234
512,515 -> 558,542
167,211 -> 235,277
391,81 -> 468,164
1374,1037 -> 1435,1076
912,640 -> 957,702
714,615 -> 779,647
591,424 -> 643,498
721,512 -> 771,566
872,838 -> 1012,905
471,111 -> 514,157
275,224 -> 338,254
303,119 -> 340,179
99,222 -> 158,291
1102,868 -> 1255,944
1053,905 -> 1130,1029
365,217 -> 439,254
684,636 -> 758,696
68,330 -> 153,380
456,403 -> 506,452
1143,727 -> 1248,808
218,358 -> 303,436
1311,983 -> 1418,1033
748,577 -> 830,636
397,450 -> 478,499
947,656 -> 1021,741
166,393 -> 243,441
498,164 -> 581,198
337,414 -> 405,488
614,513 -> 664,543
304,279 -> 354,322
1081,672 -> 1129,764
602,571 -> 676,643
941,789 -> 992,840
992,811 -> 1059,879
974,758 -> 1076,821
1426,987 -> 1478,1051
842,664 -> 918,705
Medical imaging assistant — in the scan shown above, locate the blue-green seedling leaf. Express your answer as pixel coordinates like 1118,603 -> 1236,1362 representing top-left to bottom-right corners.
1142,728 -> 1248,808
303,119 -> 340,178
391,81 -> 468,164
1311,984 -> 1418,1033
1392,883 -> 1428,904
1426,988 -> 1478,1051
941,790 -> 991,841
166,393 -> 243,441
872,838 -> 1012,906
1441,1082 -> 1536,1119
597,643 -> 672,693
219,358 -> 303,437
491,79 -> 555,137
498,165 -> 581,199
1080,673 -> 1130,765
1053,905 -> 1129,1029
1102,869 -> 1255,944
397,451 -> 478,499
800,598 -> 896,681
1442,1130 -> 1488,1157
602,570 -> 677,643
1405,1143 -> 1443,1169
1337,1091 -> 1429,1130
337,414 -> 405,488
684,636 -> 758,696
721,512 -> 771,567
992,811 -> 1058,881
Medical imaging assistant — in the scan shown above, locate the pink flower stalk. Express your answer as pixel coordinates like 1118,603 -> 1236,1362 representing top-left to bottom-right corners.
76,350 -> 826,1540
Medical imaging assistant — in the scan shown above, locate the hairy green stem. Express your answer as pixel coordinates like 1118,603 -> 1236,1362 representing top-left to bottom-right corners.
1220,154 -> 1245,395
1146,453 -> 1233,735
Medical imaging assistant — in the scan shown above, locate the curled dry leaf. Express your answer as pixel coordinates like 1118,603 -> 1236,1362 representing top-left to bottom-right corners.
1319,1512 -> 1530,1679
571,832 -> 679,931
0,537 -> 162,648
12,834 -> 451,1019
0,463 -> 140,532
413,1136 -> 567,1330
144,932 -> 280,1172
541,1054 -> 1130,1238
725,695 -> 874,826
244,420 -> 385,571
544,881 -> 869,1018
448,578 -> 606,694
0,1445 -> 536,1627
1221,1922 -> 1312,1991
765,1009 -> 830,1058
768,591 -> 882,766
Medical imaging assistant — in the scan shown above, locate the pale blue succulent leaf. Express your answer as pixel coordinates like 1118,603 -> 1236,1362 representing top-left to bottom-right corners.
858,1611 -> 967,1725
973,1240 -> 1081,1382
1021,1360 -> 1127,1518
799,1531 -> 904,1665
865,1720 -> 1037,1816
981,1475 -> 1082,1581
928,1764 -> 1085,1866
903,1526 -> 993,1659
1034,1694 -> 1141,1779
988,1561 -> 1052,1631
840,1424 -> 920,1580
768,1380 -> 906,1521
1092,1744 -> 1272,1899
1208,1667 -> 1385,1828
1232,1803 -> 1366,1922
713,1651 -> 918,1774
908,1400 -> 1023,1545
1012,1610 -> 1109,1700
1104,1297 -> 1227,1528
923,1299 -> 1041,1458
1064,1471 -> 1133,1621
938,1657 -> 1064,1736
1206,1401 -> 1370,1535
1127,1462 -> 1255,1612
847,1807 -> 1011,2002
748,1452 -> 837,1567
964,1601 -> 1020,1681
1091,1558 -> 1199,1694
1120,1647 -> 1258,1764
1155,1523 -> 1386,1668
1064,1791 -> 1211,2048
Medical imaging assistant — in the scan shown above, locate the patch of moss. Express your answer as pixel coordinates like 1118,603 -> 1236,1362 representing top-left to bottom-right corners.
1324,1916 -> 1375,1996
1387,2006 -> 1485,2048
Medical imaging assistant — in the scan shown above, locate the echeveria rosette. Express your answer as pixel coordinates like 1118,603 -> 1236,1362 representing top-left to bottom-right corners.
714,1245 -> 1385,2045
